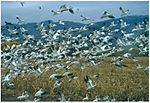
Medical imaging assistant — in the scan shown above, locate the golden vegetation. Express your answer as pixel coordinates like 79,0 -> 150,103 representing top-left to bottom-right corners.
1,57 -> 149,101
1,41 -> 20,47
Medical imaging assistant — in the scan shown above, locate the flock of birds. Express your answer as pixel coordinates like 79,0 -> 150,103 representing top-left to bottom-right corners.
1,2 -> 149,102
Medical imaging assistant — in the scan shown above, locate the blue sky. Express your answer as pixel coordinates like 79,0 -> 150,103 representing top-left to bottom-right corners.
1,1 -> 149,25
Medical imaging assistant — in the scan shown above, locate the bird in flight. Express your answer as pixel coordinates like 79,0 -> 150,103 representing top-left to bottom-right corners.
51,10 -> 61,16
38,6 -> 42,10
20,2 -> 24,6
16,16 -> 25,24
100,11 -> 115,19
120,7 -> 129,16
80,15 -> 91,21
60,4 -> 74,14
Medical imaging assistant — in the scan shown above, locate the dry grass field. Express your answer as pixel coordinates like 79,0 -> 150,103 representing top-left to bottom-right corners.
1,56 -> 149,101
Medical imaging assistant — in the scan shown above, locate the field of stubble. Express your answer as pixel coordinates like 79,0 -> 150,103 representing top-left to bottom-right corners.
1,57 -> 149,101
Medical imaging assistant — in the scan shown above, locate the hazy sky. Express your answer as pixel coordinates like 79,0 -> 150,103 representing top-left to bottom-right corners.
1,1 -> 149,25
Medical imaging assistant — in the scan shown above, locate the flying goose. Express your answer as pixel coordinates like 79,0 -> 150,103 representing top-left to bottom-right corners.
109,21 -> 117,27
63,72 -> 73,76
51,10 -> 61,16
84,75 -> 96,90
49,74 -> 64,79
60,4 -> 74,14
100,11 -> 115,19
34,88 -> 46,97
82,94 -> 88,101
58,20 -> 65,25
144,66 -> 149,71
119,19 -> 130,28
17,91 -> 29,100
93,96 -> 101,102
6,26 -> 18,35
57,92 -> 66,102
136,64 -> 143,69
80,15 -> 91,21
54,80 -> 62,88
132,23 -> 144,32
120,7 -> 129,16
5,21 -> 13,26
20,27 -> 28,33
16,16 -> 25,24
20,2 -> 24,6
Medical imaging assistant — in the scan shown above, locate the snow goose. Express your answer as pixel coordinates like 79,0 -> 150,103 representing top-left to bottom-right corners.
120,7 -> 129,16
16,16 -> 25,24
84,75 -> 96,90
80,15 -> 91,21
132,23 -> 144,32
100,11 -> 115,19
34,88 -> 46,97
51,10 -> 61,16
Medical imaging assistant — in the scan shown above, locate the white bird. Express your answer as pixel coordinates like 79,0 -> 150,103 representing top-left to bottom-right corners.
2,72 -> 11,82
60,4 -> 74,14
80,15 -> 91,21
50,74 -> 64,79
59,20 -> 65,25
34,98 -> 41,102
68,76 -> 78,82
20,27 -> 28,33
93,96 -> 101,102
51,10 -> 61,16
58,92 -> 66,102
54,80 -> 62,88
17,91 -> 29,100
119,19 -> 130,28
123,53 -> 131,58
6,27 -> 18,35
100,11 -> 115,19
63,72 -> 73,76
144,66 -> 149,71
120,7 -> 129,16
136,64 -> 143,69
81,64 -> 85,71
16,16 -> 25,24
109,21 -> 117,27
82,94 -> 88,101
132,23 -> 144,32
84,75 -> 96,90
34,88 -> 46,97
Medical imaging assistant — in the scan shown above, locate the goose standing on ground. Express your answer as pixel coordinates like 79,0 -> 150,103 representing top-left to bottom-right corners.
100,11 -> 115,19
120,7 -> 129,16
